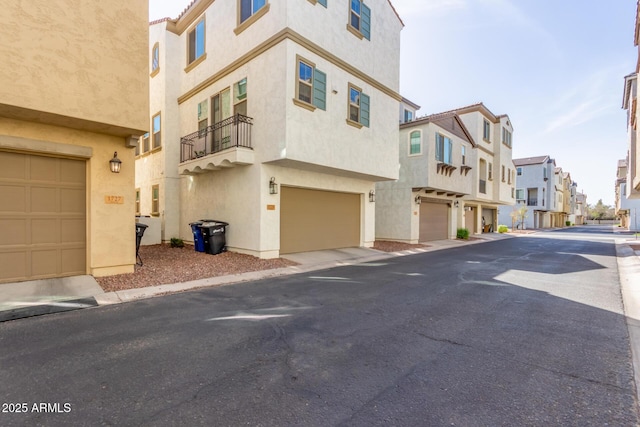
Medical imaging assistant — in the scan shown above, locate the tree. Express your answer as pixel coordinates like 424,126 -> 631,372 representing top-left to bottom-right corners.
589,199 -> 612,222
509,204 -> 529,230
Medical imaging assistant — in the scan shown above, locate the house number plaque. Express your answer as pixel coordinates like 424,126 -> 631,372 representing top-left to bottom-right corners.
105,195 -> 124,204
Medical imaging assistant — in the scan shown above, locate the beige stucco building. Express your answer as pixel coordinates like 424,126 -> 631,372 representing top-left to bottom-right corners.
0,2 -> 149,283
136,0 -> 403,258
376,102 -> 515,243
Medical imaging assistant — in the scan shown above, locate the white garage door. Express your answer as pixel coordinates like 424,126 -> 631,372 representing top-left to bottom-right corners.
0,151 -> 86,283
419,202 -> 449,241
280,186 -> 360,254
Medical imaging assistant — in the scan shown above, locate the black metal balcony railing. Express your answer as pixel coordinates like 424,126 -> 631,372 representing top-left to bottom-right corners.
180,114 -> 253,163
479,179 -> 486,194
527,199 -> 538,206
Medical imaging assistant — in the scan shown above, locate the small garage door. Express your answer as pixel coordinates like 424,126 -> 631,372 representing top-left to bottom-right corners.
465,207 -> 476,235
0,151 -> 86,283
419,202 -> 449,241
280,186 -> 360,254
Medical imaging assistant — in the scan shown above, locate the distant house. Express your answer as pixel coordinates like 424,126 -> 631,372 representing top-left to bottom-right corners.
376,102 -> 515,242
622,73 -> 640,200
0,2 -> 149,283
135,0 -> 404,257
616,159 -> 640,231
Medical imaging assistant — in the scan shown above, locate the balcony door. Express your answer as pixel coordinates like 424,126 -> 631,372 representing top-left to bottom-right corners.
211,89 -> 231,152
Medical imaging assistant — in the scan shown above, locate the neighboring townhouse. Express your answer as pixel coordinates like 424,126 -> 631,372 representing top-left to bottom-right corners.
0,2 -> 148,283
561,171 -> 573,226
616,158 -> 640,230
575,191 -> 588,225
498,156 -> 566,229
376,102 -> 514,242
622,2 -> 640,196
136,0 -> 404,258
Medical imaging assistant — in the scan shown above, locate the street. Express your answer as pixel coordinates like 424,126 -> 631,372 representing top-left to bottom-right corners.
0,226 -> 638,426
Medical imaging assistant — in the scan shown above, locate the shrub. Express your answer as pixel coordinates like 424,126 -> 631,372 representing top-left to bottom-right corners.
170,237 -> 184,248
565,221 -> 571,226
498,224 -> 508,233
456,228 -> 470,240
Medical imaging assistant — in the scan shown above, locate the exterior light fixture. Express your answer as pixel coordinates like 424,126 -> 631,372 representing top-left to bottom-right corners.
369,190 -> 375,203
454,200 -> 460,208
269,177 -> 278,194
415,195 -> 421,205
109,151 -> 122,173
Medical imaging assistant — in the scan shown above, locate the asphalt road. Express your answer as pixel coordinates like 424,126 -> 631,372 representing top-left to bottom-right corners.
1,226 -> 637,426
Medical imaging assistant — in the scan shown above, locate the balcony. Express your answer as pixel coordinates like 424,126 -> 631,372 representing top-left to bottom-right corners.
527,199 -> 538,206
179,114 -> 254,175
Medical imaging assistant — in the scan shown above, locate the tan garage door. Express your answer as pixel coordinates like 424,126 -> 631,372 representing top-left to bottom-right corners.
419,202 -> 449,241
280,186 -> 360,254
465,207 -> 476,235
0,151 -> 86,283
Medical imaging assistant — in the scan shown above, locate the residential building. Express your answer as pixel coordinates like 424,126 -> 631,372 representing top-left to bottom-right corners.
498,156 -> 568,229
575,191 -> 588,225
622,2 -> 640,196
616,159 -> 640,231
376,102 -> 515,243
136,0 -> 404,258
0,2 -> 149,283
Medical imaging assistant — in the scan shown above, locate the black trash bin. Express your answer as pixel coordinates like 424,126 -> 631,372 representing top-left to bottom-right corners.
199,221 -> 228,255
189,221 -> 205,252
135,223 -> 148,266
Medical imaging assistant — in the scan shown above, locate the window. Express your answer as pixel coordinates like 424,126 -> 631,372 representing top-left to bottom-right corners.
135,189 -> 140,215
501,165 -> 505,182
511,188 -> 515,199
295,58 -> 326,110
404,109 -> 413,122
151,43 -> 159,75
483,120 -> 491,140
151,185 -> 159,216
240,0 -> 266,24
135,137 -> 140,156
517,167 -> 522,176
461,145 -> 466,165
435,133 -> 452,164
488,162 -> 493,180
152,113 -> 161,149
347,84 -> 370,127
502,127 -> 512,147
348,0 -> 371,40
409,131 -> 421,155
188,19 -> 205,66
198,100 -> 208,136
515,189 -> 524,201
142,132 -> 150,153
234,78 -> 247,116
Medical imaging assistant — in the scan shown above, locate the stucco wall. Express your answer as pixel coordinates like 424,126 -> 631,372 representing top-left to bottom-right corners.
0,118 -> 137,276
0,0 -> 148,133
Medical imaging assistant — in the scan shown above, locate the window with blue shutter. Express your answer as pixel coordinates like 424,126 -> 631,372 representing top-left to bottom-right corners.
436,134 -> 444,161
313,69 -> 326,110
318,0 -> 327,7
360,93 -> 370,127
361,3 -> 371,40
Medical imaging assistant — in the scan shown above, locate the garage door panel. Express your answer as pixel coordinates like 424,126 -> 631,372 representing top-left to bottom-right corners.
419,202 -> 449,241
0,252 -> 27,281
61,188 -> 85,213
0,152 -> 86,283
0,185 -> 26,212
31,187 -> 58,213
280,187 -> 360,254
32,219 -> 59,244
30,156 -> 59,181
0,219 -> 27,245
0,152 -> 26,180
61,219 -> 85,243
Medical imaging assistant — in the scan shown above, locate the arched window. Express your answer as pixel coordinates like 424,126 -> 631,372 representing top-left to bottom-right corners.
151,43 -> 159,74
409,131 -> 421,155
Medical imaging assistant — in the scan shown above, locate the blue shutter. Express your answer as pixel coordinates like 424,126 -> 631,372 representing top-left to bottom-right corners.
313,69 -> 327,110
361,3 -> 371,40
435,134 -> 443,161
318,0 -> 327,7
360,93 -> 370,127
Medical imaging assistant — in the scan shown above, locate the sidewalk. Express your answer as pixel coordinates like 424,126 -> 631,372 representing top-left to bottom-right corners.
0,233 -> 513,321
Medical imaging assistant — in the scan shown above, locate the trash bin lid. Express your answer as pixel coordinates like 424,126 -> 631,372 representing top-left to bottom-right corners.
136,223 -> 149,229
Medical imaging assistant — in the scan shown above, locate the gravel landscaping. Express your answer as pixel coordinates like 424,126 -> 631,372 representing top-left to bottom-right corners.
95,241 -> 432,293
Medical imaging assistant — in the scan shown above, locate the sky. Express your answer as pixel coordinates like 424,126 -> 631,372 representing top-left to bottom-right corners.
149,0 -> 637,206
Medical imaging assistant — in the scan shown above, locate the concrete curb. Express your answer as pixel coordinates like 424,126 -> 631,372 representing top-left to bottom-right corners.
616,239 -> 640,406
93,235 -> 515,306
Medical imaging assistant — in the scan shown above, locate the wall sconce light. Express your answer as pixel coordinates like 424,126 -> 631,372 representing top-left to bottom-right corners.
369,190 -> 375,203
454,201 -> 460,208
109,151 -> 122,173
414,195 -> 421,205
269,177 -> 278,194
